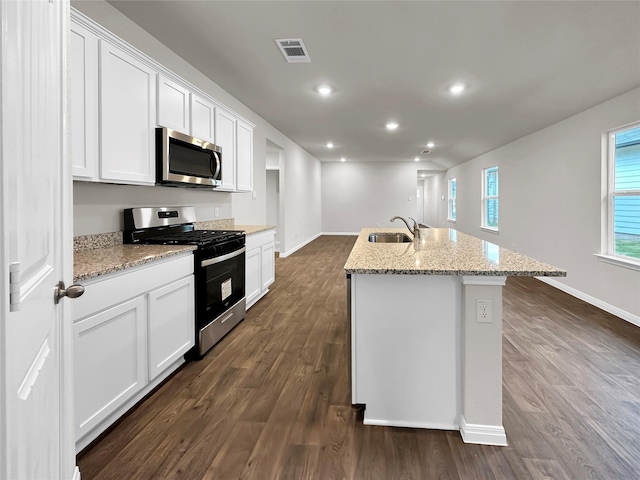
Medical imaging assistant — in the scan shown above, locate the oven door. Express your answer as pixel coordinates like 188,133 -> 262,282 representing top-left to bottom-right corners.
199,246 -> 246,322
195,246 -> 246,356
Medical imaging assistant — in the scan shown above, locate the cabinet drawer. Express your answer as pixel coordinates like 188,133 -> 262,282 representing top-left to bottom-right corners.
74,254 -> 193,321
245,229 -> 275,251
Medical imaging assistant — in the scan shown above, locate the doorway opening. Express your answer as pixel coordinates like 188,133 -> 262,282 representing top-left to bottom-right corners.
266,139 -> 284,253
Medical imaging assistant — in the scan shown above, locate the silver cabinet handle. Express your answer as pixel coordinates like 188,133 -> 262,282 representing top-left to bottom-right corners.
54,281 -> 85,304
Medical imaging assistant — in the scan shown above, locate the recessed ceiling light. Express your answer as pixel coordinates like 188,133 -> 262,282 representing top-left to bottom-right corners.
317,85 -> 332,96
326,142 -> 334,148
340,157 -> 346,162
386,122 -> 399,130
449,84 -> 465,95
426,142 -> 435,148
414,157 -> 420,162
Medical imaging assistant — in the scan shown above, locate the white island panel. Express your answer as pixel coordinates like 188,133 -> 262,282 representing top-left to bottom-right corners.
352,273 -> 461,430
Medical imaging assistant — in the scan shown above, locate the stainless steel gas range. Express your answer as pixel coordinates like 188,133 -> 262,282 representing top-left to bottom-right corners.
124,206 -> 245,358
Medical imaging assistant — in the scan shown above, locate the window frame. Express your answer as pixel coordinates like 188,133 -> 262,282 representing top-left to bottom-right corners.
448,177 -> 457,222
596,122 -> 640,271
481,165 -> 499,233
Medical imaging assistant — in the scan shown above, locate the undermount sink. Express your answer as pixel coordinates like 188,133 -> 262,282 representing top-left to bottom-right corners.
368,232 -> 412,243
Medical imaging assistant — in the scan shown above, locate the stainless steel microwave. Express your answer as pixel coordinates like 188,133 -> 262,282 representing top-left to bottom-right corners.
156,127 -> 222,188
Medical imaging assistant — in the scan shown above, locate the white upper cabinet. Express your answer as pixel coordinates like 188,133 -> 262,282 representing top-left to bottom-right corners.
215,107 -> 236,191
70,9 -> 254,191
190,93 -> 215,143
157,75 -> 190,133
100,42 -> 156,185
69,22 -> 99,181
236,119 -> 253,192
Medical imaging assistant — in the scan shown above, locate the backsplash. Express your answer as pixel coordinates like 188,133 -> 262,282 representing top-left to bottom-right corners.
194,218 -> 235,230
74,218 -> 235,252
74,231 -> 123,252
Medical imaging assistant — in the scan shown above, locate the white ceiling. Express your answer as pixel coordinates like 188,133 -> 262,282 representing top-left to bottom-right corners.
106,0 -> 640,169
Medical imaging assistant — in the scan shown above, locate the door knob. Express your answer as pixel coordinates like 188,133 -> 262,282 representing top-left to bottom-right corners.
54,281 -> 85,304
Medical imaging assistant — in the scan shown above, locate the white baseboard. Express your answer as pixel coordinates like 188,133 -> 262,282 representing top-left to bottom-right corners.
321,231 -> 359,236
279,233 -> 321,258
363,416 -> 458,431
535,277 -> 640,328
459,415 -> 507,446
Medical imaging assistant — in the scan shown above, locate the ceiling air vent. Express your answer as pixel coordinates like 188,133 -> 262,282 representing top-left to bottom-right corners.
275,38 -> 311,63
420,150 -> 432,155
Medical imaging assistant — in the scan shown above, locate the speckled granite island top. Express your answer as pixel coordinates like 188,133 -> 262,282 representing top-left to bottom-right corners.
74,244 -> 196,283
344,228 -> 566,276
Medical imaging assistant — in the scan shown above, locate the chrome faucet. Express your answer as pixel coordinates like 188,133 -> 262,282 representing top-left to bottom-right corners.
390,216 -> 423,240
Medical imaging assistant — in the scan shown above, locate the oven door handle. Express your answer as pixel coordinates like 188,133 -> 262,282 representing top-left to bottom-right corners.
201,246 -> 246,268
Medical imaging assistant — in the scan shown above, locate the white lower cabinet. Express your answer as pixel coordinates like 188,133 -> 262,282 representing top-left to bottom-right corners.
73,254 -> 194,452
261,240 -> 275,290
245,230 -> 275,309
245,247 -> 262,306
148,276 -> 195,380
74,296 -> 147,443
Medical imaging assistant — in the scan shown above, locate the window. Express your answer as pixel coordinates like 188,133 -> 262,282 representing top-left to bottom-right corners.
482,166 -> 499,230
607,123 -> 640,262
448,178 -> 457,221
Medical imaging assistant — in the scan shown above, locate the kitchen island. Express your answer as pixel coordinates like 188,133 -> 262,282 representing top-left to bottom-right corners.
344,227 -> 566,445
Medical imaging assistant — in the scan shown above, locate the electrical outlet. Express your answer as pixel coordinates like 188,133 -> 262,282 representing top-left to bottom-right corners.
476,299 -> 492,323
214,207 -> 219,218
375,223 -> 380,227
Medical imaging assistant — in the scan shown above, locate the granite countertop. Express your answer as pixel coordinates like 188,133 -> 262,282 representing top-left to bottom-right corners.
235,225 -> 276,235
74,244 -> 196,283
73,223 -> 275,282
344,228 -> 566,277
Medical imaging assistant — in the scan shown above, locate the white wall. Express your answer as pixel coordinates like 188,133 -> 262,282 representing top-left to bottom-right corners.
282,147 -> 322,254
322,162 -> 424,233
438,88 -> 640,320
71,1 -> 322,253
73,182 -> 231,235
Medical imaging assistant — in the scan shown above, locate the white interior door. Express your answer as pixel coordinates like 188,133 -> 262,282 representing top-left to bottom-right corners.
0,1 -> 76,479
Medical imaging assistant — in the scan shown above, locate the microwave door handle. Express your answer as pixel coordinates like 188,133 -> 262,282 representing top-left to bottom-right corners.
212,151 -> 221,182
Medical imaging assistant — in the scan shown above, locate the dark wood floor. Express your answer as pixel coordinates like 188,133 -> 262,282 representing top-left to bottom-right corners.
78,235 -> 640,480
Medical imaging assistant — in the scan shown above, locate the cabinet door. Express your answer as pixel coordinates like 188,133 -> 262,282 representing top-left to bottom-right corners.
190,93 -> 215,143
157,75 -> 190,133
261,238 -> 275,290
148,276 -> 195,380
215,107 -> 236,191
236,120 -> 253,192
70,21 -> 99,180
100,42 -> 156,184
245,247 -> 261,306
74,296 -> 147,441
